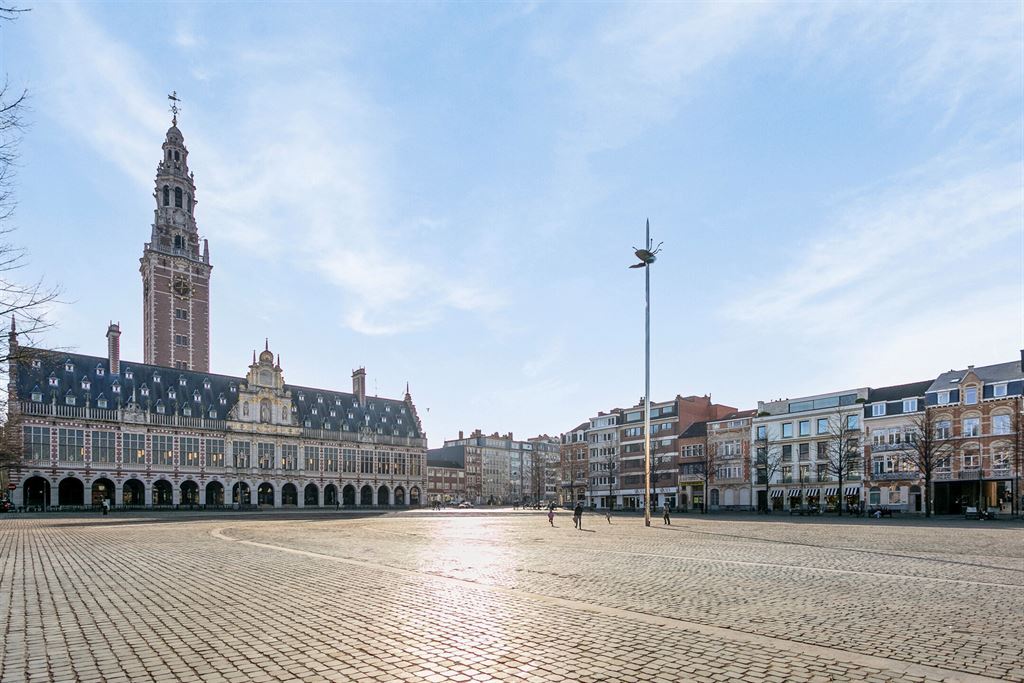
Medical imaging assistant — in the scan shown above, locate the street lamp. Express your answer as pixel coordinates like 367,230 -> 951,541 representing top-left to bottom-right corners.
630,218 -> 663,527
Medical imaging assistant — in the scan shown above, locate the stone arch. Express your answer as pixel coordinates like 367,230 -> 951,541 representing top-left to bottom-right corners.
409,486 -> 421,506
153,479 -> 173,506
232,481 -> 251,506
394,486 -> 406,506
343,484 -> 356,506
324,484 -> 338,506
91,478 -> 115,506
123,478 -> 144,505
304,482 -> 319,506
58,477 -> 85,506
258,482 -> 275,507
206,481 -> 225,506
377,485 -> 390,507
360,484 -> 373,506
23,476 -> 50,508
180,480 -> 200,506
282,483 -> 298,506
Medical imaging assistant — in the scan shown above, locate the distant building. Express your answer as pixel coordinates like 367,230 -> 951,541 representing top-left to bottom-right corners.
7,117 -> 427,511
676,420 -> 708,511
862,381 -> 932,513
926,358 -> 1023,515
426,444 -> 482,504
753,388 -> 868,513
706,409 -> 757,510
443,430 -> 558,504
585,410 -> 620,509
559,422 -> 588,504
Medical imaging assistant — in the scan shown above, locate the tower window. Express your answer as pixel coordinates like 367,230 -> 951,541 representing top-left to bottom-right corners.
187,195 -> 192,213
163,186 -> 170,206
174,150 -> 180,162
174,235 -> 184,250
175,308 -> 188,320
166,150 -> 171,161
175,187 -> 183,208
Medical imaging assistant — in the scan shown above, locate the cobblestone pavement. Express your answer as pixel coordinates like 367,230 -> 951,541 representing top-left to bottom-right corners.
1,512 -> 1021,683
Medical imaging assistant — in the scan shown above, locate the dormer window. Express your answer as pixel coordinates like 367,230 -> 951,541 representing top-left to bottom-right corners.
81,378 -> 91,391
335,398 -> 341,406
140,385 -> 150,398
304,420 -> 311,428
298,393 -> 305,402
31,358 -> 41,369
153,373 -> 161,384
111,381 -> 121,394
209,408 -> 217,419
95,364 -> 105,377
193,390 -> 201,402
330,410 -> 336,417
229,384 -> 236,393
203,379 -> 211,390
352,399 -> 358,407
219,394 -> 226,406
871,404 -> 885,417
48,374 -> 59,387
994,383 -> 1008,398
168,388 -> 177,400
386,405 -> 391,413
382,417 -> 388,424
401,407 -> 406,414
125,369 -> 133,380
348,412 -> 354,420
937,391 -> 950,405
324,422 -> 331,430
311,407 -> 318,415
179,376 -> 187,387
397,418 -> 403,425
65,391 -> 76,406
182,406 -> 192,416
31,388 -> 42,402
964,386 -> 978,405
156,401 -> 165,414
97,395 -> 108,409
317,395 -> 323,404
64,361 -> 74,372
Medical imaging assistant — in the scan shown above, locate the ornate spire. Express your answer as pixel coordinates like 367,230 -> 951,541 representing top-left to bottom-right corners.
168,91 -> 181,126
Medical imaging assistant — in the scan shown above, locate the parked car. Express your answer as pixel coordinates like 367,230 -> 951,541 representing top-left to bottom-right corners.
457,501 -> 473,508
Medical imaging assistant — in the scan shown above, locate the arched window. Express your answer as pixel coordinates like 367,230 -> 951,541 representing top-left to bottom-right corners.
174,150 -> 180,162
174,187 -> 183,208
174,235 -> 184,250
186,194 -> 192,213
166,150 -> 171,161
163,186 -> 170,206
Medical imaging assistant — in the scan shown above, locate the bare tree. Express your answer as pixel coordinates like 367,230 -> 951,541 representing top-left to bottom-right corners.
899,409 -> 955,518
824,409 -> 863,516
753,431 -> 782,512
0,6 -> 62,478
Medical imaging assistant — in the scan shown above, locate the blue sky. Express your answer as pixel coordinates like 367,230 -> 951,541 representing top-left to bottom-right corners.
2,2 -> 1021,445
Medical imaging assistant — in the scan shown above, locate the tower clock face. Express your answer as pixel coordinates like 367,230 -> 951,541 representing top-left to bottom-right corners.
173,277 -> 191,297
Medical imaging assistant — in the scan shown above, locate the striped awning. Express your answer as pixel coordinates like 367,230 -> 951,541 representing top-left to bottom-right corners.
845,486 -> 860,496
824,487 -> 838,497
770,489 -> 784,498
789,489 -> 802,497
805,488 -> 820,497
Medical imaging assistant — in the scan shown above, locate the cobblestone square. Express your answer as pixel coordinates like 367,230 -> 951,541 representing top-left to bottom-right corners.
1,511 -> 1021,683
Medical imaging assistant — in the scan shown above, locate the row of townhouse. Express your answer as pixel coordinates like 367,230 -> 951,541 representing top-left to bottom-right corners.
555,353 -> 1024,515
436,430 -> 560,505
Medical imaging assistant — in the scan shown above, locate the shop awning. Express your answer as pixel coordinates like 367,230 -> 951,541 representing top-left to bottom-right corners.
770,489 -> 784,498
845,486 -> 860,496
824,487 -> 838,497
789,489 -> 802,497
805,488 -> 819,497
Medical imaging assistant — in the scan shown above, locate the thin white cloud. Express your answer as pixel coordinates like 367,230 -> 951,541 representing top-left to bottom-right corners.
32,4 -> 501,337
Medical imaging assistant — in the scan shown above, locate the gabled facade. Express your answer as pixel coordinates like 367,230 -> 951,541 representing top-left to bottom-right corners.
706,409 -> 756,510
863,380 -> 932,512
559,422 -> 589,504
925,357 -> 1023,514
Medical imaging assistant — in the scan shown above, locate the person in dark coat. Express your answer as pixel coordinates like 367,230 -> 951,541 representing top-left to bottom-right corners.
573,501 -> 583,530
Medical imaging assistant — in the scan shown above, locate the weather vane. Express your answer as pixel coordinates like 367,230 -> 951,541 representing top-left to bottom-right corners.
168,91 -> 182,125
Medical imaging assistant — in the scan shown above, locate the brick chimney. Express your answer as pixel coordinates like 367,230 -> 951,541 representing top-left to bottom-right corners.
352,367 -> 366,404
106,322 -> 121,375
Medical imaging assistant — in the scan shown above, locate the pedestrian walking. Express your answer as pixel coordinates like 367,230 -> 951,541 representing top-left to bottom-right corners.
101,499 -> 109,516
662,503 -> 670,525
605,508 -> 612,524
547,507 -> 555,526
573,501 -> 583,531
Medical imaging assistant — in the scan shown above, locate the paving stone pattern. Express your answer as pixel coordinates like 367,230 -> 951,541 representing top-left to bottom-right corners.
1,512 -> 1021,683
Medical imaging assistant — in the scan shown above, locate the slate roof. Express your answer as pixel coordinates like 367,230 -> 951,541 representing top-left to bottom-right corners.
867,380 -> 932,403
677,421 -> 707,439
15,348 -> 422,439
928,360 -> 1024,393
